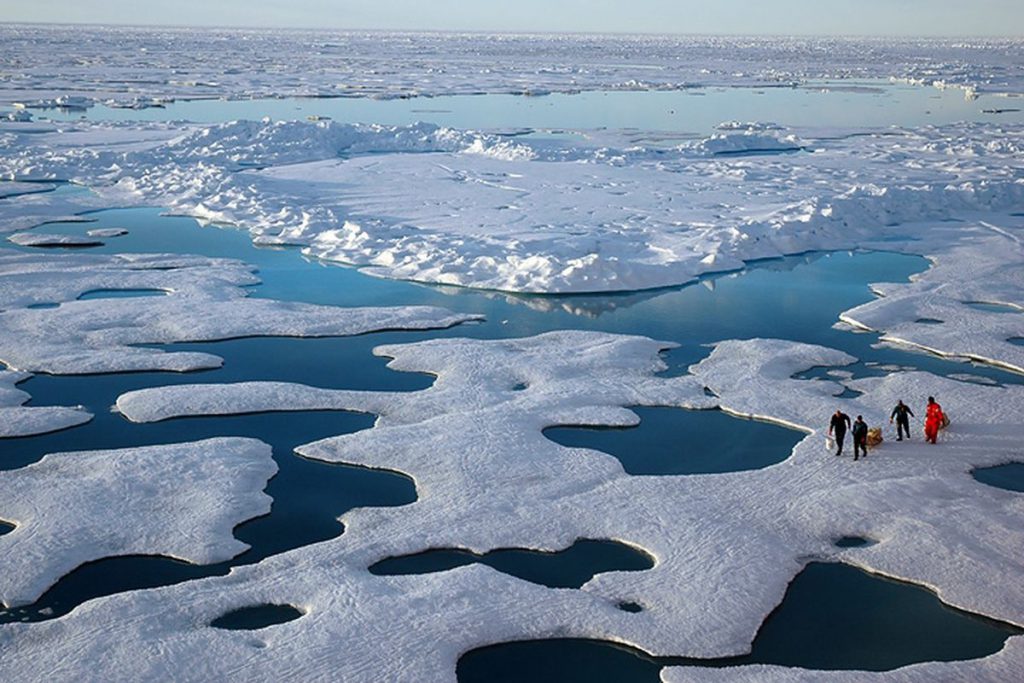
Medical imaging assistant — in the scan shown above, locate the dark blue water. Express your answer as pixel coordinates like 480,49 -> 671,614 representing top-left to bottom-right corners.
972,463 -> 1024,493
544,407 -> 804,475
4,207 -> 1021,667
210,604 -> 304,631
0,408 -> 416,622
369,539 -> 654,589
833,536 -> 877,548
456,563 -> 1022,680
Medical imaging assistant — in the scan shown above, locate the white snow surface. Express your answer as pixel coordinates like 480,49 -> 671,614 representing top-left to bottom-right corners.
0,248 -> 477,374
5,331 -> 1021,681
7,232 -> 103,247
2,115 -> 1020,370
0,437 -> 276,607
2,27 -> 1023,104
85,227 -> 127,237
0,369 -> 91,438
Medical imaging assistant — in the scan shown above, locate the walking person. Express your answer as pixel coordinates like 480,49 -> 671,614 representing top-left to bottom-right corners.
829,409 -> 852,456
924,396 -> 945,444
852,415 -> 869,461
889,400 -> 914,441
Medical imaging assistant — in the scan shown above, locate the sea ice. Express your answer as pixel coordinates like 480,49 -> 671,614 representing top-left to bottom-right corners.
85,227 -> 128,237
0,437 -> 275,607
7,232 -> 103,248
0,248 -> 478,374
0,369 -> 91,438
663,637 -> 1024,682
5,332 -> 1018,681
3,112 -> 1011,373
2,28 -> 1022,104
841,228 -> 1024,374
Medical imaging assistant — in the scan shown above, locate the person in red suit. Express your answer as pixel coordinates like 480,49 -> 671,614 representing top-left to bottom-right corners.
924,396 -> 945,444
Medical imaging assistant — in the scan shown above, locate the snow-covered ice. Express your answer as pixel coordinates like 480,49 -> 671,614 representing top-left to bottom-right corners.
0,369 -> 91,438
0,437 -> 275,607
2,115 -> 1019,372
7,232 -> 103,247
85,227 -> 127,237
0,248 -> 478,374
663,638 -> 1024,683
2,27 -> 1023,105
2,331 -> 1018,681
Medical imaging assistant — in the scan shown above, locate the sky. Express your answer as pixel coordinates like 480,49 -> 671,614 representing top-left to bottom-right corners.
1,0 -> 1022,36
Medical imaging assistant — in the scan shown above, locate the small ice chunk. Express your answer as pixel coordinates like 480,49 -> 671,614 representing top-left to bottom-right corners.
86,228 -> 128,238
7,233 -> 103,248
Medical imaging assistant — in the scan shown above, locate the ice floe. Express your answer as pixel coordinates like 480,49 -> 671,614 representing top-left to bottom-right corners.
85,227 -> 128,237
841,228 -> 1024,374
0,437 -> 275,607
0,369 -> 91,438
7,232 -> 103,248
2,28 -> 1023,105
4,331 -> 1020,680
6,113 -> 1017,371
0,248 -> 477,374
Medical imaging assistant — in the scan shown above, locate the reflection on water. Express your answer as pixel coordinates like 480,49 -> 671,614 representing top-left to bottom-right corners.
11,207 -> 1021,388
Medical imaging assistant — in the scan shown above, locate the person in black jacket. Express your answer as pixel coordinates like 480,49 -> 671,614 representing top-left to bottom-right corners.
829,409 -> 852,456
889,400 -> 914,441
852,415 -> 869,461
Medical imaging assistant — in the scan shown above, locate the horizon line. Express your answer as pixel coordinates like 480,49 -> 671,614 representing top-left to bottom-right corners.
3,20 -> 1021,41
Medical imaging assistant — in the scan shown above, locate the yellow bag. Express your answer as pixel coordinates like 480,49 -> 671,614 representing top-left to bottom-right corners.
866,427 -> 883,447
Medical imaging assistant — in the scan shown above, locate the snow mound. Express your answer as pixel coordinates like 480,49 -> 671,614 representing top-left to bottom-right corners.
691,130 -> 803,155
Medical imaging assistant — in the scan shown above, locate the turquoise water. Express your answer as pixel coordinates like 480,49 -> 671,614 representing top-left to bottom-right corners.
26,82 -> 1024,135
457,563 -> 1022,679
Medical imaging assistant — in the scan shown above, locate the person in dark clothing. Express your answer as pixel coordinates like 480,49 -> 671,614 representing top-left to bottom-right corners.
889,400 -> 914,441
852,415 -> 869,460
829,409 -> 852,456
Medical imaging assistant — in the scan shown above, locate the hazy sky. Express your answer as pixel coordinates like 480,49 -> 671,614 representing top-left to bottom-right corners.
2,0 -> 1022,36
